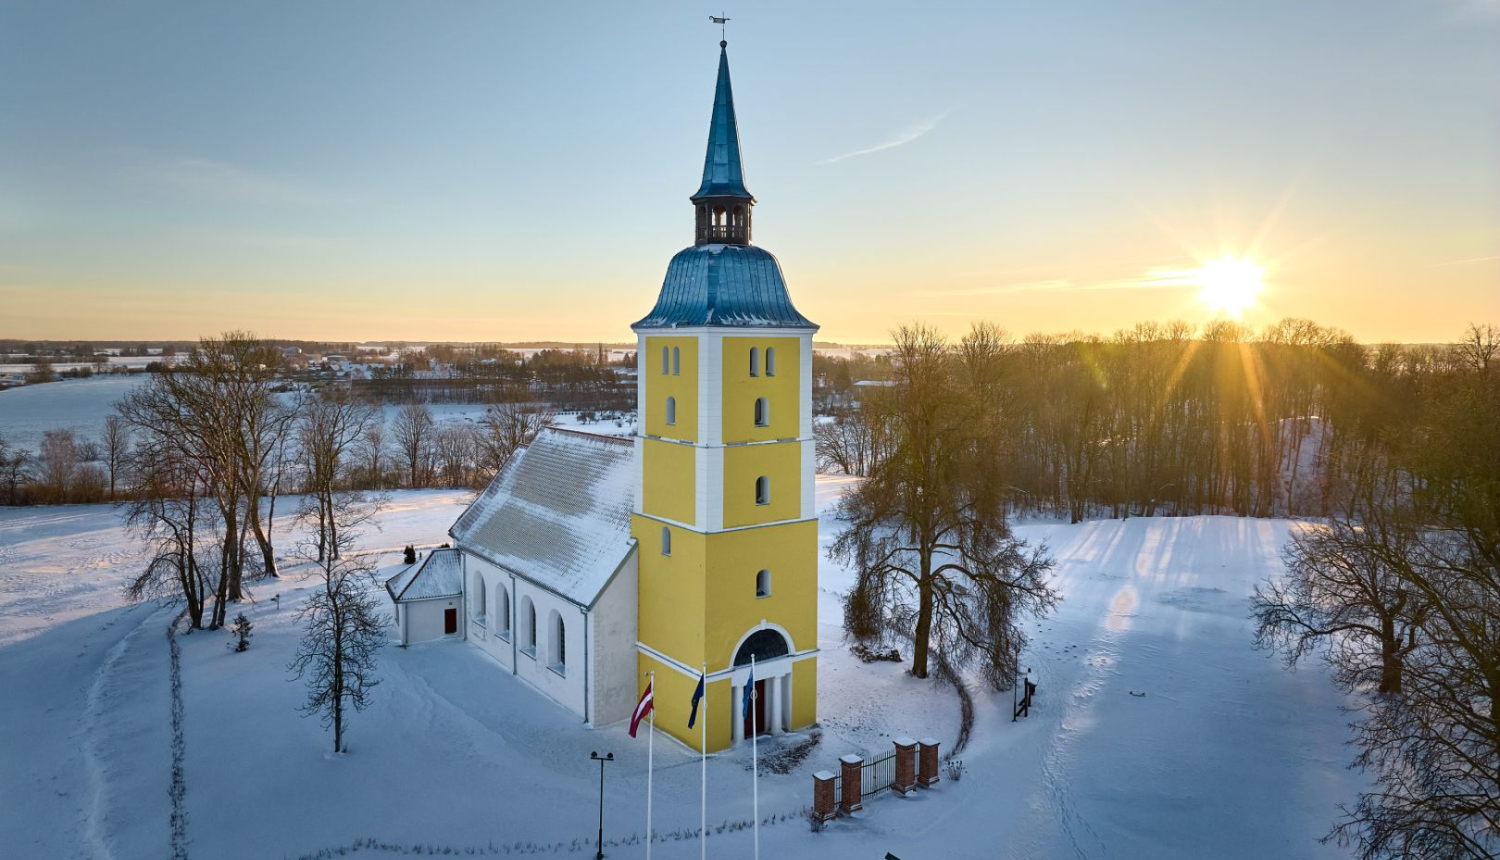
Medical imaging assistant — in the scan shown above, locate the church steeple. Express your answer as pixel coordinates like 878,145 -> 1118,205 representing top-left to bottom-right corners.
692,42 -> 755,246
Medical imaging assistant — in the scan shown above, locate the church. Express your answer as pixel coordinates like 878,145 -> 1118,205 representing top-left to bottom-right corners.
389,40 -> 820,753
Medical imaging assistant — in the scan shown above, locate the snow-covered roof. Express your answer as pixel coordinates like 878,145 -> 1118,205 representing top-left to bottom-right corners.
450,428 -> 636,607
385,548 -> 463,602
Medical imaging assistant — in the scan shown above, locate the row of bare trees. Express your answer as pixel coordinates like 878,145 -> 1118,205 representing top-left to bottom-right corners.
818,319 -> 1497,525
1252,327 -> 1500,859
118,334 -> 293,629
107,333 -> 553,630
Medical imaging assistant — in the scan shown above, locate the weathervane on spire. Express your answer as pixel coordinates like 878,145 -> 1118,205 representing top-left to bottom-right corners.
709,13 -> 730,45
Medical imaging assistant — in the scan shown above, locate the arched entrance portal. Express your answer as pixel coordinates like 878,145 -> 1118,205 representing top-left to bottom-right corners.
730,627 -> 794,744
734,629 -> 789,666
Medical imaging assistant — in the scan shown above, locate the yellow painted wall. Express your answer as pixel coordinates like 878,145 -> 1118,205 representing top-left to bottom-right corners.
792,658 -> 818,729
641,439 -> 695,525
636,653 -> 733,752
702,519 -> 818,672
721,337 -> 800,443
722,442 -> 802,528
634,514 -> 706,664
644,336 -> 698,442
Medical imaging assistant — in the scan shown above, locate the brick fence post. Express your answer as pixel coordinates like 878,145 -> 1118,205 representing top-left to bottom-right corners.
812,771 -> 837,822
839,754 -> 864,813
918,738 -> 941,788
892,737 -> 918,795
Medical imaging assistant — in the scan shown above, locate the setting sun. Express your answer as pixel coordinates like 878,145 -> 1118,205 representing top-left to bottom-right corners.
1195,259 -> 1264,317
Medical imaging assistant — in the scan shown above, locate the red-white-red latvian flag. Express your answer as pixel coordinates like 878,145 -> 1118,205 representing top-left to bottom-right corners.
628,681 -> 654,738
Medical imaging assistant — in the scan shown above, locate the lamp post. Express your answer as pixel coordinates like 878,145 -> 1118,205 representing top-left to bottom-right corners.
590,751 -> 613,859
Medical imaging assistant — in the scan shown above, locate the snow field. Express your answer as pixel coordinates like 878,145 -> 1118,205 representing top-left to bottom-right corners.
0,481 -> 1365,859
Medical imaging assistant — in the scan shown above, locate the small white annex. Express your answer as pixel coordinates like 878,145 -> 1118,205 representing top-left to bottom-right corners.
386,548 -> 464,645
393,427 -> 640,727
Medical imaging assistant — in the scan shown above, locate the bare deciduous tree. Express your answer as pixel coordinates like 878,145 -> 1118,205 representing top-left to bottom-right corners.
474,397 -> 552,483
288,509 -> 386,754
0,434 -> 31,506
37,429 -> 81,504
356,420 -> 389,489
121,440 -> 215,629
296,389 -> 380,561
1252,515 -> 1426,696
391,402 -> 434,489
116,332 -> 291,625
831,324 -> 1057,687
103,415 -> 130,501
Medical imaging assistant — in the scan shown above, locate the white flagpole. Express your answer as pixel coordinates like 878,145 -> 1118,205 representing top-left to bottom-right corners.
700,663 -> 707,860
646,671 -> 654,860
751,654 -> 759,860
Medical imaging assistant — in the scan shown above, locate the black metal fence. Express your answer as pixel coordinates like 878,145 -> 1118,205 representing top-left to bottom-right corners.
831,751 -> 899,800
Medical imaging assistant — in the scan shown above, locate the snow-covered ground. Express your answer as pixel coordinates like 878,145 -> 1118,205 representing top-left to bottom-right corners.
0,374 -> 630,453
0,480 -> 1364,859
0,375 -> 149,451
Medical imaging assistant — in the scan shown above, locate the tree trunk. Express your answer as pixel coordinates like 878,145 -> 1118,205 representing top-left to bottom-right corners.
912,559 -> 934,680
333,620 -> 344,753
247,497 -> 278,579
1378,614 -> 1402,695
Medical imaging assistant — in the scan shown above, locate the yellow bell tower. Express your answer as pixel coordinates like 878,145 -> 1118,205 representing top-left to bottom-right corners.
631,40 -> 819,752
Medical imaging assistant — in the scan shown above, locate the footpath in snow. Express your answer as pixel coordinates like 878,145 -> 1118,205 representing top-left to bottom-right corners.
0,481 -> 1364,859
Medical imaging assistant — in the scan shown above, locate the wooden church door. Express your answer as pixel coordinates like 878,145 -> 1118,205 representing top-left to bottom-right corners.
743,679 -> 767,738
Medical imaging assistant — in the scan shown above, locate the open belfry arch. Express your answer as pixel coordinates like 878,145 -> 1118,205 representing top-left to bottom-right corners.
632,39 -> 819,752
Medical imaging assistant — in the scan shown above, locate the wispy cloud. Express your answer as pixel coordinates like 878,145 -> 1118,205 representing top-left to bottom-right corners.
820,110 -> 951,164
131,157 -> 328,206
1434,254 -> 1500,267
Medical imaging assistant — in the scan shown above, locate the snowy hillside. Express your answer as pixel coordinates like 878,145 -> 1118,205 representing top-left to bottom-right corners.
0,481 -> 1364,859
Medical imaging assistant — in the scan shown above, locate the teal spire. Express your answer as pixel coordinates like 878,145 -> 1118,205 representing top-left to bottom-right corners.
692,44 -> 753,202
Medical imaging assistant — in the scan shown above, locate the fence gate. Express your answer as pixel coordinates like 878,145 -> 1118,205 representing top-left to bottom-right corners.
861,751 -> 896,798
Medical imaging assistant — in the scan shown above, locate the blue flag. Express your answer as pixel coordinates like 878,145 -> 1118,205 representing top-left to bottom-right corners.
687,674 -> 706,729
742,665 -> 755,719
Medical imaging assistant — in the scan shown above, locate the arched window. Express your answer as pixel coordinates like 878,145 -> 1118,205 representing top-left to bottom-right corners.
473,573 -> 487,624
754,397 -> 768,427
755,476 -> 770,506
665,396 -> 677,426
661,346 -> 669,375
749,346 -> 759,377
765,347 -> 776,377
672,347 -> 681,376
756,569 -> 771,598
548,610 -> 566,675
734,628 -> 790,666
661,526 -> 672,556
521,597 -> 537,655
498,585 -> 511,638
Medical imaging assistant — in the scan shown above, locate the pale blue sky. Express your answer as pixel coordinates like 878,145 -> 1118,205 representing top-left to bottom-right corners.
2,0 -> 1496,343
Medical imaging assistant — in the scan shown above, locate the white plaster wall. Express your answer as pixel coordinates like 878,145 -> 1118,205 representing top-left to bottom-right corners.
405,596 -> 462,645
587,549 -> 639,726
463,553 -> 515,672
513,579 -> 587,719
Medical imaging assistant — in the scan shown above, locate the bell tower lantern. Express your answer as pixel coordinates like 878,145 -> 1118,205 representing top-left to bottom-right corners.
692,41 -> 755,246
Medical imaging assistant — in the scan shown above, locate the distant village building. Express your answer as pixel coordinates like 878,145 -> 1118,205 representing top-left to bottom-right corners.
391,40 -> 819,750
